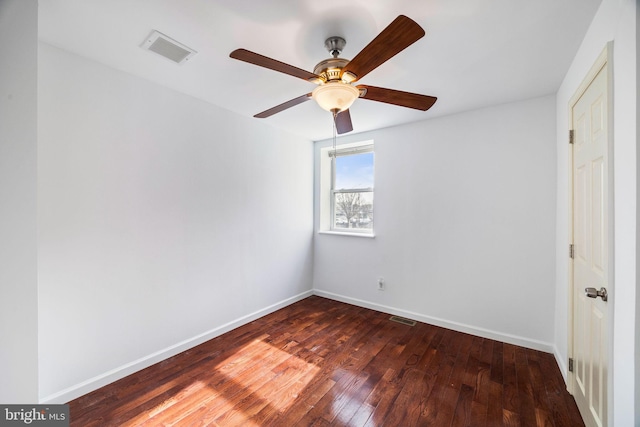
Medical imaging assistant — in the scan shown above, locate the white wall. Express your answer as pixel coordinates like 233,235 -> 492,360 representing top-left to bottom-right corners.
314,95 -> 557,351
554,0 -> 637,425
0,0 -> 39,403
37,43 -> 314,403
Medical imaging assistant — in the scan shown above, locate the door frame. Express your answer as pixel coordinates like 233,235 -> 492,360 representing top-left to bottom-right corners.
566,41 -> 614,425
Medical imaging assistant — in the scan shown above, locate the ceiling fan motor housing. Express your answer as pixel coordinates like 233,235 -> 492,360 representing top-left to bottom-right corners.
313,57 -> 350,82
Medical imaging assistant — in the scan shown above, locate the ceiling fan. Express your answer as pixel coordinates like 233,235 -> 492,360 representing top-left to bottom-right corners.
229,15 -> 437,134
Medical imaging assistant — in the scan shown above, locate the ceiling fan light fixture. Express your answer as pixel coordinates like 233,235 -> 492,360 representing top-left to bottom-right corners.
312,82 -> 359,112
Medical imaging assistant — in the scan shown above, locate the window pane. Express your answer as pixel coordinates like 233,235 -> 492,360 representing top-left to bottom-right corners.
333,191 -> 373,230
335,152 -> 374,190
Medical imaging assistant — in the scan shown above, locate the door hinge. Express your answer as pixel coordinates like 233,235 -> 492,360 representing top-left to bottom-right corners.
569,129 -> 574,144
569,357 -> 574,372
569,244 -> 575,259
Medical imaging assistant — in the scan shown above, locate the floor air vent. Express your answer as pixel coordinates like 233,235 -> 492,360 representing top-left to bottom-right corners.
389,316 -> 416,326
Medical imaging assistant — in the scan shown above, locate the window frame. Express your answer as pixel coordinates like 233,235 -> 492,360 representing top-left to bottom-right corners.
322,141 -> 374,235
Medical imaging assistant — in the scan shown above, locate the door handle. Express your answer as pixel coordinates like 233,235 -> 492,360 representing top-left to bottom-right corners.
585,287 -> 608,301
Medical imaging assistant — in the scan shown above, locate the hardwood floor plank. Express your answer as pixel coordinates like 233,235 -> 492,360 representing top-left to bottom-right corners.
308,367 -> 362,424
448,332 -> 475,390
462,336 -> 483,387
419,329 -> 464,426
379,368 -> 426,426
359,367 -> 396,412
486,380 -> 504,427
464,336 -> 491,408
414,329 -> 457,424
502,343 -> 520,416
535,407 -> 556,427
362,382 -> 402,427
429,331 -> 474,426
345,402 -> 376,426
67,296 -> 584,427
239,355 -> 319,425
514,347 -> 538,426
403,370 -> 438,426
267,377 -> 336,427
470,400 -> 489,427
503,408 -> 521,427
527,353 -> 557,423
415,326 -> 445,371
320,370 -> 372,425
491,341 -> 505,384
537,351 -> 585,427
451,383 -> 474,427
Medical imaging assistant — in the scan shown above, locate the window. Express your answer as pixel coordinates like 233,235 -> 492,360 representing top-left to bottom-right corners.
319,141 -> 374,235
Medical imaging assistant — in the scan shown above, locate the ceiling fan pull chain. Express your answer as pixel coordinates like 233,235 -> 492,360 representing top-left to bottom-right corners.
332,109 -> 338,157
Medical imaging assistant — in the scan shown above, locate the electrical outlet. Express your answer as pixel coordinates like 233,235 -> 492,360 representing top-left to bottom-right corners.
377,277 -> 385,291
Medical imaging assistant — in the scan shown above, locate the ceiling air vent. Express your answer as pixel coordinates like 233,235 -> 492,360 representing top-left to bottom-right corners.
141,30 -> 196,64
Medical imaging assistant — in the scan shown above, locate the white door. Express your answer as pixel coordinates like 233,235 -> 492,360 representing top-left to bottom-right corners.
571,51 -> 610,427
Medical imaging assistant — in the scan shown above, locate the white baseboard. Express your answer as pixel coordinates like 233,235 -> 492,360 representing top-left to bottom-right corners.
553,345 -> 569,385
313,289 -> 555,354
40,290 -> 313,404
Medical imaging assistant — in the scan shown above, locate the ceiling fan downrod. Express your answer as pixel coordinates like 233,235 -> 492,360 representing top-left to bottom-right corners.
324,36 -> 346,58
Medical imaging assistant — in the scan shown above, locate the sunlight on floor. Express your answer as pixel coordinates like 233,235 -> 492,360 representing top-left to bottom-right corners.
121,337 -> 321,425
212,338 -> 321,415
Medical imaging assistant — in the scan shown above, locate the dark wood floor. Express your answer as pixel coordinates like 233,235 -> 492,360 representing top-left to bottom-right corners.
68,296 -> 584,426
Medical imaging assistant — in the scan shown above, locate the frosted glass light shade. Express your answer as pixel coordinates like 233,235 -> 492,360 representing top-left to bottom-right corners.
312,82 -> 359,112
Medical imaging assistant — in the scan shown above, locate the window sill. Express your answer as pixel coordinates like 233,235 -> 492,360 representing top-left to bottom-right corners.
318,230 -> 375,238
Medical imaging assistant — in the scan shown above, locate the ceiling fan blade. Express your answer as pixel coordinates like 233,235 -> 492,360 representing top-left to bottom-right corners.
254,93 -> 312,118
341,15 -> 425,82
358,85 -> 437,111
334,109 -> 353,134
230,49 -> 320,82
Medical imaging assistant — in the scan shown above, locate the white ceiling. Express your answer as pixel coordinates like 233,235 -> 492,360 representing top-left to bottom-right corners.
38,0 -> 602,141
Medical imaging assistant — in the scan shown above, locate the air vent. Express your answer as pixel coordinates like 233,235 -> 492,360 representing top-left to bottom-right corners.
141,30 -> 196,64
389,316 -> 416,326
